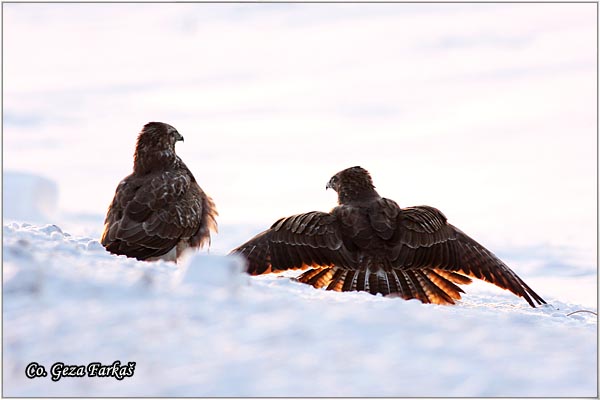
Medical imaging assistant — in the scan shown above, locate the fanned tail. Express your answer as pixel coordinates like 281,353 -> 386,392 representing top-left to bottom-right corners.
297,266 -> 472,305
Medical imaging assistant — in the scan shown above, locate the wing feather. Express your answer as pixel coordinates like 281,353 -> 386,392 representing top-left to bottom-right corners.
231,211 -> 357,275
392,206 -> 545,307
101,169 -> 212,261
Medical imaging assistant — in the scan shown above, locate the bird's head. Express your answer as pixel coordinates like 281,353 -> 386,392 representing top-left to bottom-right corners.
133,122 -> 184,173
326,166 -> 378,204
138,121 -> 184,148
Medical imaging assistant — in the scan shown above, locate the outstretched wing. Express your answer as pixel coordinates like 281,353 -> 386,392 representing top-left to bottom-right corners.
101,171 -> 203,260
231,211 -> 358,275
390,206 -> 546,307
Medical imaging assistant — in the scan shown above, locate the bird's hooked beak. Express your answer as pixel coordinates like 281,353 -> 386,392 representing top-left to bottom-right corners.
326,177 -> 336,191
175,132 -> 184,142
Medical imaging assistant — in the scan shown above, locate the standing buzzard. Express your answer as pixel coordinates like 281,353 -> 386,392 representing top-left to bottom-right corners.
231,166 -> 546,307
101,122 -> 217,262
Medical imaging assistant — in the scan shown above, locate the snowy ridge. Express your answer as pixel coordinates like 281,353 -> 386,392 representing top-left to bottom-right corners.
3,222 -> 597,396
3,171 -> 58,224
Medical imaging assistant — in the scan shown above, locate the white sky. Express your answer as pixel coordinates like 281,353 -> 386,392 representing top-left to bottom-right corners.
2,3 -> 597,259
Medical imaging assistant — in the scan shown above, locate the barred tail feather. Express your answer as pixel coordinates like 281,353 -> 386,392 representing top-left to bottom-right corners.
326,268 -> 348,291
297,266 -> 467,305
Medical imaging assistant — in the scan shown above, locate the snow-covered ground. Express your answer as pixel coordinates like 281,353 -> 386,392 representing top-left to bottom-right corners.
3,218 -> 597,397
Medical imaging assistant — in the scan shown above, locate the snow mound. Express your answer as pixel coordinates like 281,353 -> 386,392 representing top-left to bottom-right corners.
3,222 -> 597,397
3,171 -> 59,224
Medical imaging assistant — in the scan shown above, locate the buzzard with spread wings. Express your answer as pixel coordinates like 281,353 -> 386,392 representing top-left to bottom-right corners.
231,166 -> 545,307
101,122 -> 217,262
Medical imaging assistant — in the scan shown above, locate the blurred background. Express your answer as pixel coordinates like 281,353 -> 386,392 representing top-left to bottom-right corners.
3,2 -> 596,262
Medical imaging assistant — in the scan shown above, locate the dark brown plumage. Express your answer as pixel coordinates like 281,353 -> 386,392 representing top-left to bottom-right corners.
101,122 -> 217,262
231,166 -> 546,307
